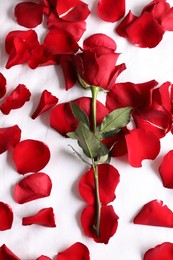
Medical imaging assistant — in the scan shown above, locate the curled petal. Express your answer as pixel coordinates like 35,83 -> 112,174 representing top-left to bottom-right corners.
126,12 -> 165,48
79,164 -> 120,205
97,0 -> 125,22
116,11 -> 137,37
36,256 -> 51,260
125,129 -> 160,167
13,139 -> 50,174
134,200 -> 173,227
81,205 -> 118,244
0,244 -> 20,260
43,29 -> 79,56
0,73 -> 6,99
56,0 -> 80,16
22,207 -> 56,227
144,242 -> 173,260
14,2 -> 43,28
57,242 -> 90,260
161,7 -> 173,31
31,90 -> 58,119
0,125 -> 21,154
0,84 -> 31,115
0,202 -> 13,231
159,150 -> 173,188
14,172 -> 52,204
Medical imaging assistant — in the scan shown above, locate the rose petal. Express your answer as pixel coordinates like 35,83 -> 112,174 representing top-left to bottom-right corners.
14,2 -> 43,28
125,129 -> 160,167
14,172 -> 52,204
0,244 -> 20,260
0,125 -> 21,154
134,200 -> 173,227
56,0 -> 80,16
0,73 -> 6,99
161,7 -> 173,30
22,207 -> 56,227
0,202 -> 13,231
79,164 -> 120,205
0,84 -> 31,115
56,242 -> 90,260
97,0 -> 125,22
81,205 -> 118,244
116,11 -> 137,37
126,12 -> 165,48
31,90 -> 58,119
159,150 -> 173,188
13,139 -> 50,174
43,29 -> 79,56
36,256 -> 51,260
144,242 -> 173,260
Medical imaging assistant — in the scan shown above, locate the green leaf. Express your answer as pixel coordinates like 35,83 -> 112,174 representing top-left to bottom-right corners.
77,73 -> 91,89
70,102 -> 89,127
76,122 -> 108,159
68,145 -> 91,165
98,107 -> 132,139
67,132 -> 78,139
94,153 -> 110,165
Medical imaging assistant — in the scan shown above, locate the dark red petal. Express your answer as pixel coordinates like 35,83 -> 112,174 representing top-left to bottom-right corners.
59,55 -> 77,90
126,12 -> 165,48
56,0 -> 80,16
14,172 -> 52,204
97,0 -> 125,22
56,242 -> 90,260
43,29 -> 79,55
0,244 -> 20,260
0,73 -> 6,98
0,202 -> 13,231
22,207 -> 56,227
116,11 -> 137,37
0,84 -> 31,115
0,125 -> 21,154
83,33 -> 117,54
14,2 -> 43,28
31,90 -> 58,119
79,164 -> 120,205
36,256 -> 51,260
134,200 -> 173,227
81,205 -> 118,244
144,242 -> 173,260
125,129 -> 160,167
161,7 -> 173,31
50,97 -> 109,136
13,139 -> 50,174
159,150 -> 173,188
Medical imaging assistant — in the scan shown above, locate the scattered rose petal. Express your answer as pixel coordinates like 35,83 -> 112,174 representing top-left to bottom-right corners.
0,73 -> 6,98
97,0 -> 125,22
31,90 -> 58,119
116,11 -> 137,37
43,29 -> 79,56
56,242 -> 90,260
36,256 -> 51,260
159,150 -> 173,188
0,244 -> 20,260
125,129 -> 160,167
144,242 -> 173,260
0,125 -> 21,154
56,0 -> 80,17
0,202 -> 13,231
79,164 -> 120,205
13,139 -> 50,174
14,172 -> 52,204
22,207 -> 56,227
134,200 -> 173,227
0,84 -> 31,115
161,7 -> 173,31
81,205 -> 118,244
14,2 -> 43,28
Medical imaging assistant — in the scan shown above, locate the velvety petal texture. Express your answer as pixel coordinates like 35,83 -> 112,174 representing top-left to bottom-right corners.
14,172 -> 52,204
81,205 -> 118,244
31,90 -> 58,119
159,150 -> 173,188
79,164 -> 120,205
0,73 -> 6,98
97,0 -> 125,22
0,84 -> 31,115
13,139 -> 50,174
0,125 -> 21,154
0,202 -> 13,231
134,200 -> 173,227
22,207 -> 56,227
56,242 -> 90,260
0,244 -> 20,260
144,242 -> 173,260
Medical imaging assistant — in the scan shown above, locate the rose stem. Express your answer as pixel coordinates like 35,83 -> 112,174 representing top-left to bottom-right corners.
91,86 -> 101,238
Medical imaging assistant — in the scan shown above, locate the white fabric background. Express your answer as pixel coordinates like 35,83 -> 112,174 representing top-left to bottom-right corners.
1,0 -> 173,259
